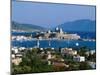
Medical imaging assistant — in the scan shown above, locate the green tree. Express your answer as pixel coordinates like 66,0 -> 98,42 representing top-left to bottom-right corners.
79,62 -> 92,70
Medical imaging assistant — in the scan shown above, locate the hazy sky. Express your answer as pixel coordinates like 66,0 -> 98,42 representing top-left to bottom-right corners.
12,1 -> 96,28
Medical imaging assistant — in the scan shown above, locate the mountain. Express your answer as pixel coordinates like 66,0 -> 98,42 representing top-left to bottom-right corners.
12,21 -> 47,32
56,19 -> 96,32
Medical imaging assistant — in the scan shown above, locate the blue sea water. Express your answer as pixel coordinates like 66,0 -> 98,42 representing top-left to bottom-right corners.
12,40 -> 96,50
11,32 -> 96,50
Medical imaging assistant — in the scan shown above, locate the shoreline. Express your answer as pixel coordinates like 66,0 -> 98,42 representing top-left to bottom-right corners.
12,38 -> 96,42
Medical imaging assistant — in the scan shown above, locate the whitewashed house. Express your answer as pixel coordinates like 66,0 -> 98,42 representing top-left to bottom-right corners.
61,48 -> 77,56
88,62 -> 96,69
12,54 -> 15,59
12,47 -> 18,54
73,55 -> 85,62
12,58 -> 22,65
47,51 -> 52,65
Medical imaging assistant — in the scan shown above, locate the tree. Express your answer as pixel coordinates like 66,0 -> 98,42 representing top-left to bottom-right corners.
12,48 -> 54,74
79,62 -> 92,70
78,47 -> 89,56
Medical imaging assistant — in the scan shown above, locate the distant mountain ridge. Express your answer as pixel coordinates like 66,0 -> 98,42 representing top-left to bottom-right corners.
12,19 -> 96,32
56,19 -> 96,32
12,21 -> 46,32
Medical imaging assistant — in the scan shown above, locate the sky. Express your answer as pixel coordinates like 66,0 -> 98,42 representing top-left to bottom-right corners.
12,1 -> 96,28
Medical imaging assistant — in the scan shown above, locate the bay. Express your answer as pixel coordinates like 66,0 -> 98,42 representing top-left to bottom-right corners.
12,40 -> 96,50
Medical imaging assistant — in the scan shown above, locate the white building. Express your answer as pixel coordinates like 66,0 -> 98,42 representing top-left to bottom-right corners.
12,54 -> 15,59
73,55 -> 85,62
12,36 -> 17,40
61,48 -> 77,56
55,32 -> 80,40
19,47 -> 26,51
12,58 -> 22,65
90,50 -> 95,55
85,50 -> 96,56
88,62 -> 96,69
47,51 -> 52,65
12,47 -> 18,54
15,53 -> 23,58
47,51 -> 52,59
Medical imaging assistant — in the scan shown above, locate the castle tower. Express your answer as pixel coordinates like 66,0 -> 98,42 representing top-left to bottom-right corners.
59,28 -> 63,34
48,30 -> 51,34
56,27 -> 59,31
55,27 -> 59,32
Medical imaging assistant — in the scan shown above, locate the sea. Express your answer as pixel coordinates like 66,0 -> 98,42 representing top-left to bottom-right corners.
11,31 -> 96,50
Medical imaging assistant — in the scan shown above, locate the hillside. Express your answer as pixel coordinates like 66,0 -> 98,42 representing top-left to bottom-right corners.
56,19 -> 96,32
12,21 -> 46,32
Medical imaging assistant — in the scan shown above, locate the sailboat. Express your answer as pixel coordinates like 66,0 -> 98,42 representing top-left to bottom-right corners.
37,39 -> 40,48
34,39 -> 40,48
48,38 -> 51,47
